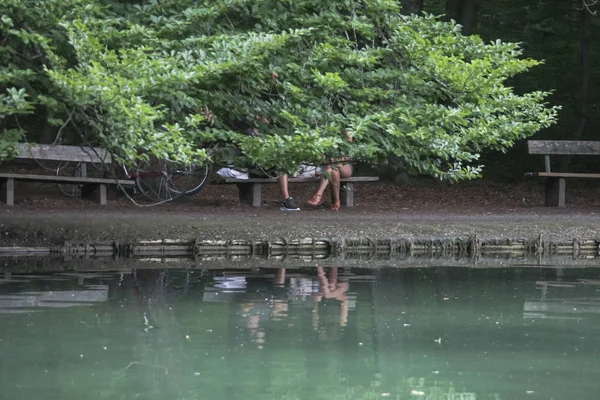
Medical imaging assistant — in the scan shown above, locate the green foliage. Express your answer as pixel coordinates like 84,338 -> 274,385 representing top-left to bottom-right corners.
0,0 -> 559,180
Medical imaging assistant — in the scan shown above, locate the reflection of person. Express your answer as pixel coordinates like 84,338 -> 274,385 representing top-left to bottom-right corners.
313,267 -> 349,330
271,268 -> 289,319
308,131 -> 353,211
243,304 -> 266,347
240,269 -> 289,348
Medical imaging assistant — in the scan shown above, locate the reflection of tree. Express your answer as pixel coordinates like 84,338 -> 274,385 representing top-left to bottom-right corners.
117,269 -> 194,399
7,268 -> 497,400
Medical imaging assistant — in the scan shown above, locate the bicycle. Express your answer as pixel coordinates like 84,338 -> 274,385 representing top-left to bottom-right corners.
56,153 -> 211,204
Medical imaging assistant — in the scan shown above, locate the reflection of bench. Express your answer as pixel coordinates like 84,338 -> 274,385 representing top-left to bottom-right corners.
0,286 -> 108,312
215,176 -> 379,207
526,140 -> 600,207
1,144 -> 134,206
524,300 -> 600,315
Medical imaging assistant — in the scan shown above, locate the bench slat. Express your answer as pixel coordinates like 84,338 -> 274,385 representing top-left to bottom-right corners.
216,176 -> 379,184
528,140 -> 600,155
0,173 -> 134,185
13,144 -> 112,163
526,172 -> 600,179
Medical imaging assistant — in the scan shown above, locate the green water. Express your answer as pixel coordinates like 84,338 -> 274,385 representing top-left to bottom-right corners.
1,267 -> 600,400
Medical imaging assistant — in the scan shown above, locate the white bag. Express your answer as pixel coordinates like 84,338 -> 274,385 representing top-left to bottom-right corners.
293,164 -> 321,179
216,167 -> 249,179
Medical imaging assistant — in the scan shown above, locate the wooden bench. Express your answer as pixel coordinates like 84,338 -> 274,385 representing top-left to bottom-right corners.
215,176 -> 379,207
0,144 -> 134,206
526,140 -> 600,207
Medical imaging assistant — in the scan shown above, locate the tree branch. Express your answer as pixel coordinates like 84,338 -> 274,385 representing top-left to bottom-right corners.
52,108 -> 75,145
578,0 -> 598,15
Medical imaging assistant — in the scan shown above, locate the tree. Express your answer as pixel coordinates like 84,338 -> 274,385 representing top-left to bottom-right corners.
559,0 -> 597,171
571,0 -> 596,142
1,0 -> 559,181
400,0 -> 425,15
446,0 -> 477,35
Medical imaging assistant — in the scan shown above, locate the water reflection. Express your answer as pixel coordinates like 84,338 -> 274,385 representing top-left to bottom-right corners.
1,267 -> 600,400
524,278 -> 600,319
202,267 -> 359,348
0,272 -> 109,313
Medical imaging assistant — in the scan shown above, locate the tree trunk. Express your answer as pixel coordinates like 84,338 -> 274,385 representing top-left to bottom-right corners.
400,0 -> 424,15
446,0 -> 477,35
560,5 -> 590,172
36,108 -> 55,144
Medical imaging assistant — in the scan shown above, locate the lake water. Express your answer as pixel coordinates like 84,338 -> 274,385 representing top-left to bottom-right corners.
1,267 -> 600,400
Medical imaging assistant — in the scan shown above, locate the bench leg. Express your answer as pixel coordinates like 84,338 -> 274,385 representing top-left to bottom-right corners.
0,178 -> 14,206
340,182 -> 354,207
237,183 -> 262,207
81,183 -> 107,205
545,177 -> 566,207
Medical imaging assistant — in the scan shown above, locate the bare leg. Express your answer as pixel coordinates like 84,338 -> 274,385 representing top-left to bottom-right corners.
308,168 -> 331,206
330,169 -> 341,205
315,177 -> 330,197
327,267 -> 338,283
339,164 -> 353,179
279,174 -> 290,200
275,268 -> 286,286
340,298 -> 349,327
316,267 -> 329,294
312,297 -> 320,330
330,164 -> 352,211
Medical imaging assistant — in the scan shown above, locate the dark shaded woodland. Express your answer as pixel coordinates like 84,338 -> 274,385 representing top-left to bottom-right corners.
414,0 -> 599,179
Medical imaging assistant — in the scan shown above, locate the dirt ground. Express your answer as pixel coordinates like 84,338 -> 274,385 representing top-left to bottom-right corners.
2,178 -> 600,247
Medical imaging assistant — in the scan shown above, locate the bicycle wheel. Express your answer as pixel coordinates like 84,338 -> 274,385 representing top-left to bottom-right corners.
113,164 -> 141,199
56,161 -> 83,197
134,156 -> 178,202
172,164 -> 212,196
56,161 -> 105,197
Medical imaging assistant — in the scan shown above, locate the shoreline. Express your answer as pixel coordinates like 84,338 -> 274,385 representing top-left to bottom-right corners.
1,180 -> 600,247
2,207 -> 600,247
